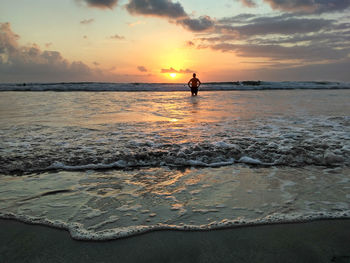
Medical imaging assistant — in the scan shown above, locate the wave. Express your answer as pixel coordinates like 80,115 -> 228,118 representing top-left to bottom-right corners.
1,210 -> 349,240
1,133 -> 348,175
0,81 -> 349,92
1,115 -> 349,175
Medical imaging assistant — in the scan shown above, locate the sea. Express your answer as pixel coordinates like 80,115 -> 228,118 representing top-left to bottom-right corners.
0,81 -> 349,240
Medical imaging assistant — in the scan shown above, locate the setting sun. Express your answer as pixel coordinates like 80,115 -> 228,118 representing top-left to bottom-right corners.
170,73 -> 177,78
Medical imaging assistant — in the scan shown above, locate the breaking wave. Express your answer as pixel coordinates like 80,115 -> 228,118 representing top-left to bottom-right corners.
1,116 -> 349,175
0,81 -> 349,92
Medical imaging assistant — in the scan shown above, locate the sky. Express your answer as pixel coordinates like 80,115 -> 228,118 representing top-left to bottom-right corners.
0,0 -> 350,83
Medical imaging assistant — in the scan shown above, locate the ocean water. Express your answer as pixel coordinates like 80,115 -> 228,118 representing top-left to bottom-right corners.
0,80 -> 349,92
0,86 -> 349,240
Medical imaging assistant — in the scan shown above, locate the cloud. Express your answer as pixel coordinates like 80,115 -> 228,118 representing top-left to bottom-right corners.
80,18 -> 95,24
178,16 -> 215,32
0,23 -> 167,82
240,0 -> 256,8
238,0 -> 350,13
137,65 -> 148,72
255,58 -> 350,81
266,0 -> 350,13
194,11 -> 350,64
82,0 -> 118,9
79,0 -> 213,32
208,43 -> 350,62
219,14 -> 256,24
197,14 -> 341,47
252,27 -> 350,46
109,34 -> 125,40
264,0 -> 319,12
161,67 -> 193,74
218,16 -> 333,37
214,58 -> 350,81
125,0 -> 214,32
127,20 -> 146,27
126,0 -> 187,18
0,22 -> 19,54
186,41 -> 195,46
0,23 -> 102,82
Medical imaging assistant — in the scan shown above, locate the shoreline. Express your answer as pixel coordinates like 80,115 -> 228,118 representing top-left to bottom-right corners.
1,213 -> 350,241
1,219 -> 350,262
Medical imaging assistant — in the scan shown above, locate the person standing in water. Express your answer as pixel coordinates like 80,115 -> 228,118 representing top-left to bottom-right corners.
188,73 -> 201,96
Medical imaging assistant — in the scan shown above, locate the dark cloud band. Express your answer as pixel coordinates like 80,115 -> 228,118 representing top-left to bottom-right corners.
83,0 -> 213,32
126,0 -> 186,18
239,0 -> 350,13
80,18 -> 95,24
178,16 -> 214,32
137,66 -> 148,72
83,0 -> 118,8
218,16 -> 333,37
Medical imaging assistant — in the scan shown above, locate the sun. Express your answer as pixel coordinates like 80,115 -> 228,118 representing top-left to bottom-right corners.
169,73 -> 177,78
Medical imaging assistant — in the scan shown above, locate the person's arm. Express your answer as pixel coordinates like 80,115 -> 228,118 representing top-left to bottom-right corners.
188,79 -> 191,87
198,79 -> 201,87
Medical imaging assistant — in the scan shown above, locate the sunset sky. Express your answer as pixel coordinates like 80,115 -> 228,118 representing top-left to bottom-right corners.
1,0 -> 350,83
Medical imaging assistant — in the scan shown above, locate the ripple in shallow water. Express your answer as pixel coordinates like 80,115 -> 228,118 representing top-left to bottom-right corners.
0,166 -> 349,240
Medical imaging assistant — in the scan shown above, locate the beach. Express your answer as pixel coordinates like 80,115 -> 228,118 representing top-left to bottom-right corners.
1,219 -> 350,263
0,88 -> 349,260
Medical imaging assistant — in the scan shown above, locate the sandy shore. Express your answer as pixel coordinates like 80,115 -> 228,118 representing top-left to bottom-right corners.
1,219 -> 350,263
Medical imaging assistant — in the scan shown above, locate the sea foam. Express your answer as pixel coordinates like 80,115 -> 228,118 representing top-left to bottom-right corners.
0,166 -> 349,240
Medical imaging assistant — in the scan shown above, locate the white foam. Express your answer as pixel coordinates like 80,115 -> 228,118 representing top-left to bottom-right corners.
2,114 -> 349,175
238,156 -> 274,166
213,141 -> 240,150
185,158 -> 235,167
1,210 -> 349,241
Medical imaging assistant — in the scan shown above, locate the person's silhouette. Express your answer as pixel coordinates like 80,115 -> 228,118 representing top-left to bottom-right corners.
188,73 -> 201,96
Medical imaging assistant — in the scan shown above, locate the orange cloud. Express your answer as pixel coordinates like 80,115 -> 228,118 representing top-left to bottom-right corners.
161,67 -> 193,74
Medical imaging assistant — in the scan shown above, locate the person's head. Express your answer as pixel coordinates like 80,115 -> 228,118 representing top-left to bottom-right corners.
193,73 -> 196,77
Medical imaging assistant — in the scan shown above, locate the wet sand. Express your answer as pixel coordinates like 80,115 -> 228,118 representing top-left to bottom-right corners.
1,219 -> 349,263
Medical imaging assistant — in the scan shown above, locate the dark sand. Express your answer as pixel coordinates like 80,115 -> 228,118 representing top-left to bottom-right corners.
1,219 -> 350,263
